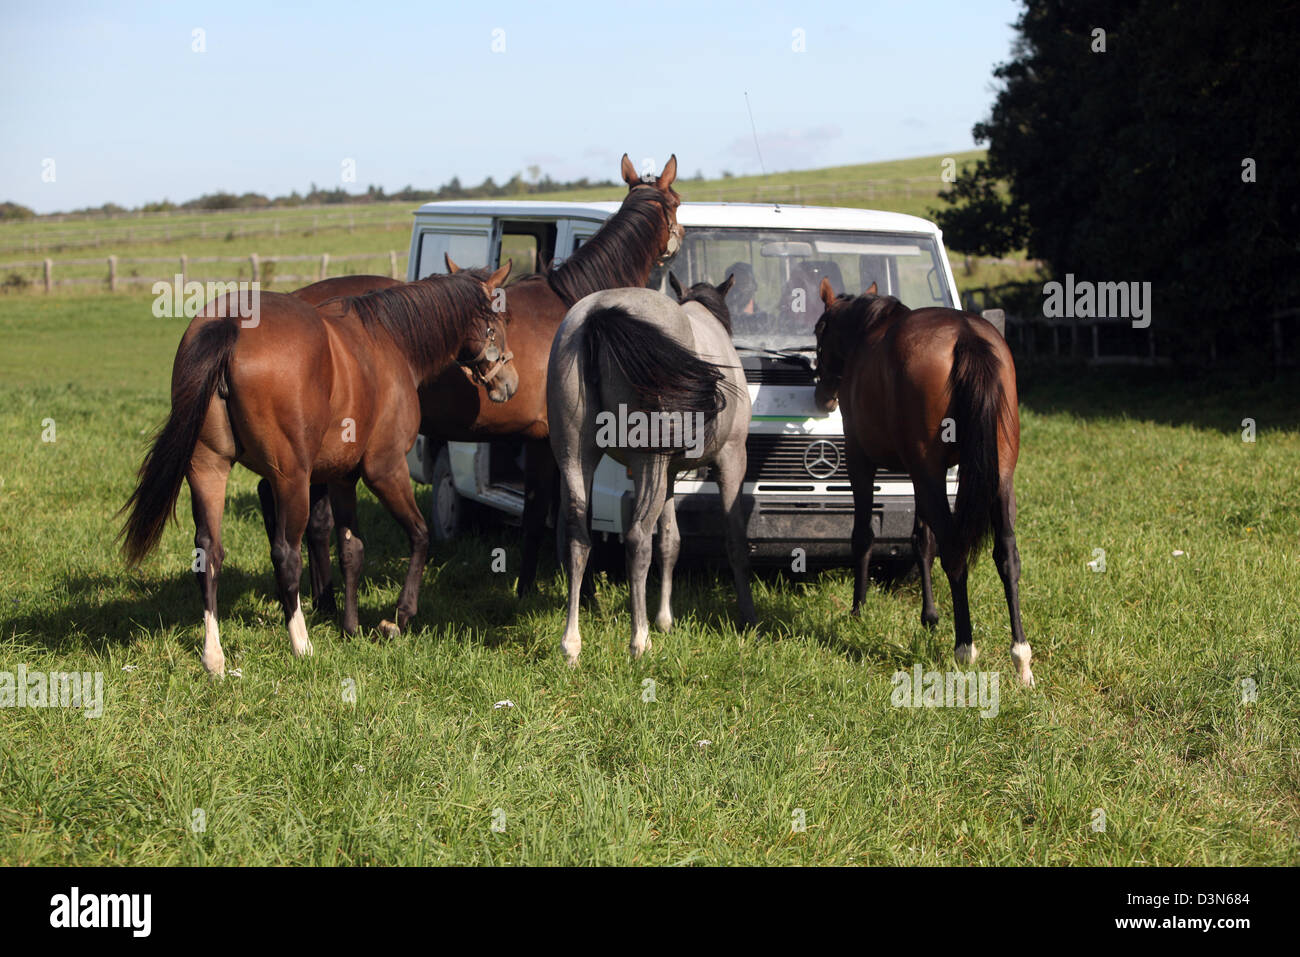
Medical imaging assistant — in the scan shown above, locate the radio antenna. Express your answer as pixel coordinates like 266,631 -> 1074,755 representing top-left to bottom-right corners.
744,91 -> 777,211
744,91 -> 767,177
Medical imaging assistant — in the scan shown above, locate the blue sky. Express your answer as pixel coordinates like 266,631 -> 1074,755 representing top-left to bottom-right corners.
1,0 -> 1022,213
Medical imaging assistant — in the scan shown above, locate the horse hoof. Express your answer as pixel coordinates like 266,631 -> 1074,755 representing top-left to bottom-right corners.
292,638 -> 314,658
1011,642 -> 1034,686
654,613 -> 673,633
630,637 -> 651,658
921,611 -> 939,630
202,653 -> 225,677
378,619 -> 400,639
955,643 -> 978,665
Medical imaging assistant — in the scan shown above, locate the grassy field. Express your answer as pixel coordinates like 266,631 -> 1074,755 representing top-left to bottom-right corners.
0,150 -> 1039,295
1,294 -> 1296,865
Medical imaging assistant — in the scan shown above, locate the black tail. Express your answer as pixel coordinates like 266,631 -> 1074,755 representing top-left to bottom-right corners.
119,320 -> 240,565
949,328 -> 1007,566
582,305 -> 731,441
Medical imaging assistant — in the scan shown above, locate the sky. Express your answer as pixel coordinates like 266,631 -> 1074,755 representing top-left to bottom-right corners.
0,0 -> 1023,214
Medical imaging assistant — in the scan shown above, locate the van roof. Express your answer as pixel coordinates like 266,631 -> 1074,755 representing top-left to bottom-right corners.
412,200 -> 943,235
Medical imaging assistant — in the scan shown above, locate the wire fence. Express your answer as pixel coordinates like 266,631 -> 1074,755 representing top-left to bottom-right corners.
0,250 -> 407,292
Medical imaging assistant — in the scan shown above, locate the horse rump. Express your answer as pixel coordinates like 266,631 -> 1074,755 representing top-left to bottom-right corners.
581,304 -> 734,451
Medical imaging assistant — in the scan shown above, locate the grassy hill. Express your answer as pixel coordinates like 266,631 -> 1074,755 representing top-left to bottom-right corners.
0,150 -> 1037,294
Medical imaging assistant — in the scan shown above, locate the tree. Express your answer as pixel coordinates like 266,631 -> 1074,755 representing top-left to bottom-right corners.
933,0 -> 1300,359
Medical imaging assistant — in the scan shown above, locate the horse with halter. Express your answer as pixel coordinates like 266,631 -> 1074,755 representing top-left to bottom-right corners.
272,154 -> 685,609
812,279 -> 1033,685
547,275 -> 755,665
119,266 -> 515,675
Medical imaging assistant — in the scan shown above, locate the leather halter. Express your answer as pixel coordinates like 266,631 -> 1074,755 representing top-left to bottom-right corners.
459,320 -> 514,388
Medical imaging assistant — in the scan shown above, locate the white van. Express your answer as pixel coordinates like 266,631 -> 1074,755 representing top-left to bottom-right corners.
404,200 -> 962,565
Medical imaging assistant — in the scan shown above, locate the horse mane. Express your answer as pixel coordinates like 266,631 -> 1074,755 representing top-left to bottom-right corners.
547,187 -> 674,306
680,282 -> 733,335
343,273 -> 493,370
828,293 -> 907,347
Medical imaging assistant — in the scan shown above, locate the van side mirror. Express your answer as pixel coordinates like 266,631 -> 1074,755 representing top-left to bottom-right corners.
981,308 -> 1006,338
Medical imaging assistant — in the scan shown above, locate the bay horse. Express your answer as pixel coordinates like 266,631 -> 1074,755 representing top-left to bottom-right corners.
812,279 -> 1033,686
119,264 -> 515,675
270,154 -> 684,609
547,275 -> 755,665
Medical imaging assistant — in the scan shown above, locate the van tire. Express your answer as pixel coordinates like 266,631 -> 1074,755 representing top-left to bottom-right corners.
429,446 -> 469,541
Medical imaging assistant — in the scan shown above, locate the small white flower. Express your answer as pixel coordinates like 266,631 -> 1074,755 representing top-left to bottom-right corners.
227,668 -> 243,678
353,764 -> 365,773
121,664 -> 138,672
1172,549 -> 1186,557
493,699 -> 515,709
697,740 -> 711,748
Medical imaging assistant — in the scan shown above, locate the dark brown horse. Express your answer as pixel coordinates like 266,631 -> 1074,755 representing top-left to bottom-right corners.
812,279 -> 1033,686
273,153 -> 683,609
119,265 -> 515,675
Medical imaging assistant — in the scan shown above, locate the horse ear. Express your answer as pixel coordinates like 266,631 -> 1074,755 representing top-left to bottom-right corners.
669,272 -> 683,299
484,259 -> 512,293
717,273 -> 736,297
444,252 -> 460,274
819,277 -> 837,309
866,281 -> 878,295
658,154 -> 678,190
620,153 -> 639,188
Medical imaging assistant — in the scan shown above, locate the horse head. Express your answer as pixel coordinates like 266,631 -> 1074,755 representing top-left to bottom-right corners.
458,260 -> 519,403
621,153 -> 683,263
813,279 -> 877,412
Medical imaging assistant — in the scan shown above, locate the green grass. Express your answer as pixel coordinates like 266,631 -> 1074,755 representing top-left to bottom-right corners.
1,294 -> 1297,865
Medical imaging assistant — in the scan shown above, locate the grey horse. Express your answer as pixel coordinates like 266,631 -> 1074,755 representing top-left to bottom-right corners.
546,276 -> 757,664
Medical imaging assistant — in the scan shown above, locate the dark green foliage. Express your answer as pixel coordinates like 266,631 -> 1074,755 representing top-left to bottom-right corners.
934,0 -> 1300,360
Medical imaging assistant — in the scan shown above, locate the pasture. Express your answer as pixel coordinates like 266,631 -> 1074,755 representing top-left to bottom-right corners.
0,150 -> 1040,296
1,293 -> 1297,865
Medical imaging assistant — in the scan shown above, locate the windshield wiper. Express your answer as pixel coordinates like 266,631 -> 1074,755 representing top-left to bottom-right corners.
734,345 -> 816,370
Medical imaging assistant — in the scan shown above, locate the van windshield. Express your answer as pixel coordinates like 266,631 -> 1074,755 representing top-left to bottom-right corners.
650,228 -> 954,351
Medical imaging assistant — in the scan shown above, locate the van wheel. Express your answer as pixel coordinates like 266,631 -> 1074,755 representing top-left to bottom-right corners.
429,446 -> 467,541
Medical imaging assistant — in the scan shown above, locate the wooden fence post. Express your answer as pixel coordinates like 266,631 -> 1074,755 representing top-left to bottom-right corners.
108,255 -> 117,292
389,250 -> 399,279
250,253 -> 260,283
319,253 -> 329,281
43,258 -> 52,293
180,254 -> 188,287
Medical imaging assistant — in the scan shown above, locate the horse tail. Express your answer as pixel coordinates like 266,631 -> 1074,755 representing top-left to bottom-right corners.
119,319 -> 240,566
948,327 -> 1007,566
581,305 -> 728,416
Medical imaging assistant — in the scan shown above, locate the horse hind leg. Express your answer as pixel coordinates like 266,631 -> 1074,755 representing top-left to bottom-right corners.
267,474 -> 314,659
306,484 -> 337,614
992,478 -> 1033,686
713,442 -> 757,628
329,480 -> 364,636
261,478 -> 336,615
654,490 -> 680,633
555,434 -> 601,665
913,475 -> 976,665
362,461 -> 430,638
189,444 -> 232,676
625,456 -> 670,658
912,514 -> 940,629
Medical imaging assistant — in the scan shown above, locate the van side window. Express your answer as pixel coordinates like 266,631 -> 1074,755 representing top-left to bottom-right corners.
498,221 -> 557,279
416,231 -> 490,279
